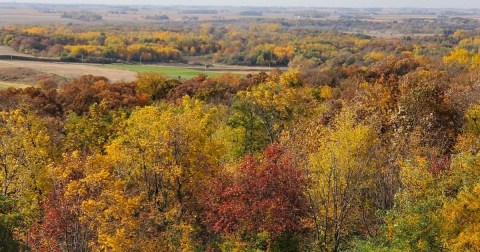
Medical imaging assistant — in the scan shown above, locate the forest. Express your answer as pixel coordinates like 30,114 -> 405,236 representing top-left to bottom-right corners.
2,16 -> 479,65
1,13 -> 480,252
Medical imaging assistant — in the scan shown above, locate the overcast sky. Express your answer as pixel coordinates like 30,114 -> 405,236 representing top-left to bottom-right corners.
0,0 -> 479,8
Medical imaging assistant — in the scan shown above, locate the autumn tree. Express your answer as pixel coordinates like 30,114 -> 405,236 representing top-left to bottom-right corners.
31,153 -> 91,251
307,109 -> 379,251
393,85 -> 457,157
230,72 -> 312,154
438,105 -> 480,250
202,144 -> 307,251
383,157 -> 446,252
0,195 -> 28,251
64,102 -> 126,155
0,109 -> 54,247
60,75 -> 145,115
441,179 -> 480,251
136,72 -> 179,101
72,97 -> 228,250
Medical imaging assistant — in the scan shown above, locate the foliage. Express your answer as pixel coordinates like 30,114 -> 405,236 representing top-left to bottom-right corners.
307,109 -> 379,251
202,145 -> 307,250
0,195 -> 27,251
1,20 -> 480,251
384,158 -> 445,252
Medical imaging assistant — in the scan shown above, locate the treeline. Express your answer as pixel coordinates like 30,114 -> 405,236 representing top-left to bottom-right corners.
2,30 -> 480,250
61,11 -> 103,22
1,18 -> 478,65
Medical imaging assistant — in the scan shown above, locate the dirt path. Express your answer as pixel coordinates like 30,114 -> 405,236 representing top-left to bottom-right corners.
0,60 -> 137,82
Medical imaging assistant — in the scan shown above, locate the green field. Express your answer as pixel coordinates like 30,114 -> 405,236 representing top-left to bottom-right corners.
103,64 -> 223,79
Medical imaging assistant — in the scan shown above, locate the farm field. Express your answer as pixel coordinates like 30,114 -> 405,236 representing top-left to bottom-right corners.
102,64 -> 275,79
0,46 -> 270,81
102,64 -> 222,79
0,58 -> 271,86
0,60 -> 137,82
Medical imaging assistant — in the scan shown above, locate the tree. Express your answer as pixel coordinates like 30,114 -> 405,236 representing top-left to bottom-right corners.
384,157 -> 445,252
441,182 -> 480,251
0,109 -> 52,199
393,85 -> 457,157
288,55 -> 316,70
64,102 -> 125,155
202,144 -> 307,250
59,75 -> 146,115
31,152 -> 91,251
59,75 -> 108,115
83,97 -> 227,250
443,48 -> 470,67
0,195 -> 28,251
439,140 -> 480,251
136,73 -> 179,101
307,109 -> 379,251
0,109 -> 54,248
231,72 -> 311,151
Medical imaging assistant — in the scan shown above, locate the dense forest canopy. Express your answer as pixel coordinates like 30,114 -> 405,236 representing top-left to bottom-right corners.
1,6 -> 480,252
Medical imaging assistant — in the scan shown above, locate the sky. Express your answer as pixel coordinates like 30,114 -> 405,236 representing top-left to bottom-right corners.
0,0 -> 479,8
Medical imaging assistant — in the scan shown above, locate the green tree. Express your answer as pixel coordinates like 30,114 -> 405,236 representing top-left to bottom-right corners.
0,195 -> 27,251
384,157 -> 445,252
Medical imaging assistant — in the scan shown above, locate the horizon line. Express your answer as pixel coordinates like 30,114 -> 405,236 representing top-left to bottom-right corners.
0,2 -> 479,9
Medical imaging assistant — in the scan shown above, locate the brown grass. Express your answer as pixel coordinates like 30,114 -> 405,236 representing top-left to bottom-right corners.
0,81 -> 32,89
0,60 -> 137,83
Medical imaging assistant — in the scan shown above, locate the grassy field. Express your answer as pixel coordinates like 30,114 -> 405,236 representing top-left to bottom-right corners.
0,81 -> 32,89
0,60 -> 137,82
103,64 -> 223,79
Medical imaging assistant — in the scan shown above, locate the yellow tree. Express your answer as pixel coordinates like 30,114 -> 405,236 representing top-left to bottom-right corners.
136,73 -> 179,101
0,109 -> 52,198
58,152 -> 142,252
443,48 -> 470,66
0,109 -> 53,242
441,182 -> 480,251
439,105 -> 480,250
384,157 -> 445,252
87,97 -> 227,250
233,71 -> 310,150
273,45 -> 295,64
308,109 -> 379,251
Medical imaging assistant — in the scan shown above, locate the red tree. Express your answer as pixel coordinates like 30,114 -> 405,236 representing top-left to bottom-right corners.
202,144 -> 307,236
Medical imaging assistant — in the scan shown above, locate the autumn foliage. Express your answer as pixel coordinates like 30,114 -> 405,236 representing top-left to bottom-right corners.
203,145 -> 306,236
2,23 -> 480,251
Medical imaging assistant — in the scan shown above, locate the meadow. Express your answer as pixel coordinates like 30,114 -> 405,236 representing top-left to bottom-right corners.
103,64 -> 222,79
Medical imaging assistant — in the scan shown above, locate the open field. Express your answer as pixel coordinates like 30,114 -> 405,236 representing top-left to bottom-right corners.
0,46 -> 273,82
103,64 -> 222,79
0,46 -> 34,57
103,64 -> 277,79
0,59 -> 274,87
0,59 -> 273,84
0,60 -> 137,82
0,81 -> 32,89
